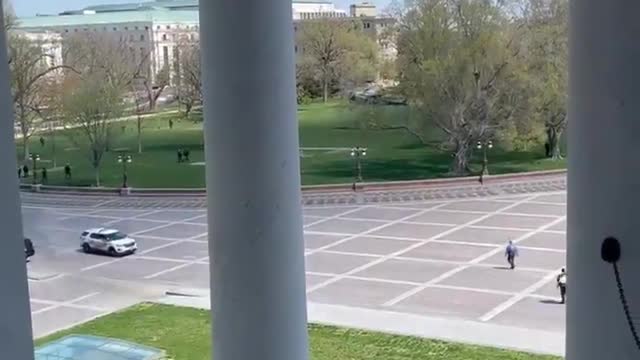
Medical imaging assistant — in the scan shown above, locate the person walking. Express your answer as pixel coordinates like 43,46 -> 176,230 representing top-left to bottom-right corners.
169,119 -> 174,130
17,167 -> 22,179
23,164 -> 29,179
41,167 -> 48,184
64,163 -> 72,180
557,268 -> 567,304
505,240 -> 519,270
177,149 -> 183,163
39,137 -> 45,147
183,149 -> 190,162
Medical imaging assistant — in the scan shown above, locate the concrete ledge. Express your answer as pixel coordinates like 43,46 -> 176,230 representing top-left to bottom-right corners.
19,169 -> 567,197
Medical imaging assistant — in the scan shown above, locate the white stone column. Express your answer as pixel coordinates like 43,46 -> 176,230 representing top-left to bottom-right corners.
568,0 -> 640,359
0,8 -> 36,360
199,1 -> 309,360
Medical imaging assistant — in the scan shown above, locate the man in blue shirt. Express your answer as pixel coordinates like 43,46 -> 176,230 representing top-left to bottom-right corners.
505,240 -> 519,270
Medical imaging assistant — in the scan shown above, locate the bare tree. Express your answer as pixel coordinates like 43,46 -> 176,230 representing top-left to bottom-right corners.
2,0 -> 16,31
131,50 -> 170,153
297,18 -> 378,102
62,34 -> 129,186
175,36 -> 201,118
8,34 -> 67,161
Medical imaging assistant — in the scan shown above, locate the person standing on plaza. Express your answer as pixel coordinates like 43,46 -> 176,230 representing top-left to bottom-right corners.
41,167 -> 48,184
557,268 -> 567,304
177,148 -> 183,163
505,240 -> 519,269
23,164 -> 29,179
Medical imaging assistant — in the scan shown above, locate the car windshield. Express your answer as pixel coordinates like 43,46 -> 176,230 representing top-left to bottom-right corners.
103,232 -> 127,241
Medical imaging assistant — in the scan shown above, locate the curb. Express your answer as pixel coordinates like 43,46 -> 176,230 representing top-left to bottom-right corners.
20,169 -> 567,197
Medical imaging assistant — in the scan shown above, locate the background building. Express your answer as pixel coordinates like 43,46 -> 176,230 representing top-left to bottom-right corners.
15,0 -> 392,85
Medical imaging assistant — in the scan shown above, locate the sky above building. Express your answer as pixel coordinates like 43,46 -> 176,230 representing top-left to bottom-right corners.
12,0 -> 394,17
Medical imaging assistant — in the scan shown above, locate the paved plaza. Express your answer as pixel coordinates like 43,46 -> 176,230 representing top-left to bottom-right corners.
22,190 -> 567,346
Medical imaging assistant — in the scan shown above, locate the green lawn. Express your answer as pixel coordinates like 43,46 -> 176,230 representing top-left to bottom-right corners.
36,303 -> 561,360
17,103 -> 566,188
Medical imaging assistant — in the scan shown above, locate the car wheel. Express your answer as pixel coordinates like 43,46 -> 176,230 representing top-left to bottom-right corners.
82,243 -> 91,253
108,247 -> 118,257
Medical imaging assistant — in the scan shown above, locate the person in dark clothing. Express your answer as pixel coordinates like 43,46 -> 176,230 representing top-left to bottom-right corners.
183,149 -> 190,162
169,119 -> 174,129
18,167 -> 22,178
64,164 -> 72,180
41,167 -> 48,184
505,240 -> 519,270
23,165 -> 29,178
544,142 -> 551,158
177,149 -> 183,163
40,137 -> 45,147
557,268 -> 567,304
24,238 -> 35,261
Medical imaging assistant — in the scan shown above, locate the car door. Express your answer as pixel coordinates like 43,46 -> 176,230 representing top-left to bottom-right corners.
89,233 -> 104,250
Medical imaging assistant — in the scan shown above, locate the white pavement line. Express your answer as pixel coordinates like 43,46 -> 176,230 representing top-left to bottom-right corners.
144,256 -> 209,280
479,270 -> 561,322
31,292 -> 105,315
303,206 -> 369,228
384,214 -> 566,307
307,271 -> 421,286
335,217 -> 392,224
92,199 -> 119,208
307,196 -> 537,294
381,195 -> 544,306
305,202 -> 454,259
426,284 -> 519,297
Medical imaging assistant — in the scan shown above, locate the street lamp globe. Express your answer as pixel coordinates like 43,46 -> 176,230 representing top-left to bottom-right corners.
487,141 -> 494,149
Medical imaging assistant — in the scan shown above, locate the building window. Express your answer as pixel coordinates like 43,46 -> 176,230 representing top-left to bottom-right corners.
124,26 -> 129,30
166,25 -> 170,30
162,34 -> 167,41
157,25 -> 161,30
364,22 -> 371,29
65,29 -> 69,33
113,27 -> 118,31
145,26 -> 149,30
134,26 -> 139,30
140,34 -> 145,41
163,46 -> 169,66
294,45 -> 298,53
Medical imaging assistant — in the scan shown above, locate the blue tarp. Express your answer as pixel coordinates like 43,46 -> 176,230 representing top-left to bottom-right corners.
35,335 -> 164,360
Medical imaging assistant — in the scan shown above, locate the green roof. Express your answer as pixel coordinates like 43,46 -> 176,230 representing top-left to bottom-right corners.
17,10 -> 199,29
17,0 -> 333,29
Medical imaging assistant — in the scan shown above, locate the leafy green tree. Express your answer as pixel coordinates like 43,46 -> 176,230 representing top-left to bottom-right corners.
397,0 -> 525,175
523,0 -> 568,160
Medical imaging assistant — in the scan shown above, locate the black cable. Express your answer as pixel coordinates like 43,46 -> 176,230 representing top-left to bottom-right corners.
612,262 -> 640,351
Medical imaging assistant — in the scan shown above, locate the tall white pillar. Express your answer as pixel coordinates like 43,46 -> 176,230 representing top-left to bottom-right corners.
0,8 -> 36,360
568,0 -> 640,359
199,1 -> 309,360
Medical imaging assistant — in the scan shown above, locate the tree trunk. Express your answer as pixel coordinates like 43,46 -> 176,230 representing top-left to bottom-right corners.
94,168 -> 101,187
22,138 -> 29,162
547,126 -> 563,160
137,116 -> 143,154
51,130 -> 57,168
322,77 -> 329,103
450,142 -> 471,176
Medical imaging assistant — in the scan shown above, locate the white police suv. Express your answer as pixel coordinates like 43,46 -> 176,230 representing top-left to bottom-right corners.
81,228 -> 138,256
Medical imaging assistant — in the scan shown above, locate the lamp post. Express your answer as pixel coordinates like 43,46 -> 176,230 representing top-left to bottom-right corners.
476,140 -> 493,184
117,154 -> 132,188
30,153 -> 40,184
350,146 -> 367,186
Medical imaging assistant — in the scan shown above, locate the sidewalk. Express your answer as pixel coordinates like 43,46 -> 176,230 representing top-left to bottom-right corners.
157,289 -> 565,357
